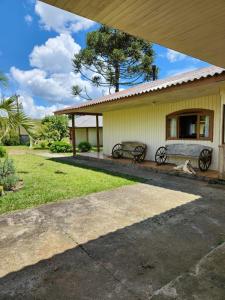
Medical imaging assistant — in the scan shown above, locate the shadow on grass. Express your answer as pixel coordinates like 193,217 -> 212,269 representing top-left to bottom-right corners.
48,156 -> 147,184
48,156 -> 219,195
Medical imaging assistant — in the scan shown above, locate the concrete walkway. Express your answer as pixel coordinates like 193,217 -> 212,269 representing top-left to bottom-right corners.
0,165 -> 225,299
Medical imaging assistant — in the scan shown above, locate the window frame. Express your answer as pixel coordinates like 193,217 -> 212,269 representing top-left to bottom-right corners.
166,109 -> 214,142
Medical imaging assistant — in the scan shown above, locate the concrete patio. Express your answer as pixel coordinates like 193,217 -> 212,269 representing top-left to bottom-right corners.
77,151 -> 220,181
0,163 -> 225,299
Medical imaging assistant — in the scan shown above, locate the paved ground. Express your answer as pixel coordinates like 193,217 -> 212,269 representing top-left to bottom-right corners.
0,159 -> 225,299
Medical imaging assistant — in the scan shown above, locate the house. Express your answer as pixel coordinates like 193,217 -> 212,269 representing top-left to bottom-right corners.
68,115 -> 103,147
55,66 -> 225,177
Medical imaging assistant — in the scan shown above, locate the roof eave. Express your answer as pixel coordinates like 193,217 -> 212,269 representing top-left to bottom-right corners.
54,72 -> 225,115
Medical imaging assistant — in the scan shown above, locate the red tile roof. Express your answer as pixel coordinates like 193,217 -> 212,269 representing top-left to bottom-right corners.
55,66 -> 225,114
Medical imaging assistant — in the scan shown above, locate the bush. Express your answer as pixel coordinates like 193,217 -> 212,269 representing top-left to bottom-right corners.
0,158 -> 19,191
0,146 -> 7,158
2,134 -> 20,146
49,141 -> 72,153
34,140 -> 49,150
78,141 -> 92,152
39,140 -> 49,149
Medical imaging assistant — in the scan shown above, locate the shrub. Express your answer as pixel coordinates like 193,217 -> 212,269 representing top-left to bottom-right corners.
0,146 -> 7,158
49,141 -> 72,153
34,140 -> 49,149
40,140 -> 49,149
78,141 -> 92,152
2,134 -> 20,146
0,158 -> 19,191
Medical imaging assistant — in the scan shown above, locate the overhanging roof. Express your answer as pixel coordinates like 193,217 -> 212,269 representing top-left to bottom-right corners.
55,66 -> 225,115
41,0 -> 225,68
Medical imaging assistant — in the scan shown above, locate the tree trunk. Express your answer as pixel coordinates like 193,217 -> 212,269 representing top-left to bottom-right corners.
115,63 -> 120,92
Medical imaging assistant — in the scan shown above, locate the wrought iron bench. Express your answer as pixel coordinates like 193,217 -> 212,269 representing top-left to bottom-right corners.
112,141 -> 147,162
155,144 -> 213,171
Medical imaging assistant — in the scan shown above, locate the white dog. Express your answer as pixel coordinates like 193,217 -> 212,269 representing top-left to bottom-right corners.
174,160 -> 196,175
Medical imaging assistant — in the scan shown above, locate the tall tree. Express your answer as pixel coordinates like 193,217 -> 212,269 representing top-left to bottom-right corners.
38,115 -> 69,142
72,25 -> 157,100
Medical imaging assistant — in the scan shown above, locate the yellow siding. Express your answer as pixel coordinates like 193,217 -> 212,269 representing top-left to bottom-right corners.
76,128 -> 87,145
88,128 -> 103,146
103,94 -> 221,170
73,128 -> 103,146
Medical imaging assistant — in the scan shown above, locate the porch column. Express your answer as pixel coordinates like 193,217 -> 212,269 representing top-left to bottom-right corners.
71,114 -> 76,157
219,88 -> 225,179
96,114 -> 100,153
219,145 -> 225,179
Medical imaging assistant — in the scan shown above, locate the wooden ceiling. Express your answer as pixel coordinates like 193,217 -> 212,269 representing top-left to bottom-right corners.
41,0 -> 225,68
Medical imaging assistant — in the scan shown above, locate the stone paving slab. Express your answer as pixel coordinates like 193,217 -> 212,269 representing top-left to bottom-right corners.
151,243 -> 225,300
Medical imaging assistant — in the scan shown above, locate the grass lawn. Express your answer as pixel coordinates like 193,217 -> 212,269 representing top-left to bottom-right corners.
5,145 -> 31,151
0,154 -> 135,215
5,145 -> 103,154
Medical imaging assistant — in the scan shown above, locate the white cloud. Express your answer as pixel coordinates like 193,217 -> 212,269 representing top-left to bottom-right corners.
35,1 -> 95,34
18,93 -> 66,119
11,67 -> 90,104
10,32 -> 109,118
29,33 -> 80,73
11,34 -> 88,104
11,32 -> 109,104
167,66 -> 198,77
166,49 -> 187,63
24,14 -> 33,25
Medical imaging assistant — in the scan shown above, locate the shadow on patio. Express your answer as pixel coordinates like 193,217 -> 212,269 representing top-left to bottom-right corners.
0,159 -> 225,299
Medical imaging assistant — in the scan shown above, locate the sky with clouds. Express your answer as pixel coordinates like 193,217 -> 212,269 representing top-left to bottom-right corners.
0,0 -> 210,119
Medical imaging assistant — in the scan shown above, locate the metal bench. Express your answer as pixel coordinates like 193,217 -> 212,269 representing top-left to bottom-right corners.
112,141 -> 147,162
155,144 -> 213,171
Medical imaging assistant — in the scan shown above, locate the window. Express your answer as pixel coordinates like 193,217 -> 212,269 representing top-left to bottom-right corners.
166,109 -> 213,141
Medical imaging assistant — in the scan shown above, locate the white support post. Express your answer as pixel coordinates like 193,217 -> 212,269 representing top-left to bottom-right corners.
219,145 -> 225,179
219,88 -> 225,179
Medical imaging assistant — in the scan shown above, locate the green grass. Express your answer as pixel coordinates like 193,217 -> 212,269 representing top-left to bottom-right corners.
0,154 -> 135,215
5,145 -> 102,154
4,145 -> 30,151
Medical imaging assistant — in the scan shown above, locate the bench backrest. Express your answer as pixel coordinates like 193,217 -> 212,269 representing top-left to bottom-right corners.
121,141 -> 146,151
165,144 -> 213,157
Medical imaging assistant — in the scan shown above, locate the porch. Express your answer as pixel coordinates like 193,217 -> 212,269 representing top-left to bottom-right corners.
75,151 -> 221,182
56,67 -> 225,180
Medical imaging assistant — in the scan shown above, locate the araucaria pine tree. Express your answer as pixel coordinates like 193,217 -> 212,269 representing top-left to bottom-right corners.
72,25 -> 157,100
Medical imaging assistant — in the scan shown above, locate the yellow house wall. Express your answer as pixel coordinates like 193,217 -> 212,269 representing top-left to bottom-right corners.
88,128 -> 103,146
103,94 -> 221,170
76,128 -> 87,145
75,128 -> 103,146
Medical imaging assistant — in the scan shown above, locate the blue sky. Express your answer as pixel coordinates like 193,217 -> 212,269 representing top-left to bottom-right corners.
0,0 -> 210,118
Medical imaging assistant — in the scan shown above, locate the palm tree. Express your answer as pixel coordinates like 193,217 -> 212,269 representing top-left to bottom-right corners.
0,73 -> 34,143
0,72 -> 7,87
0,96 -> 34,143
